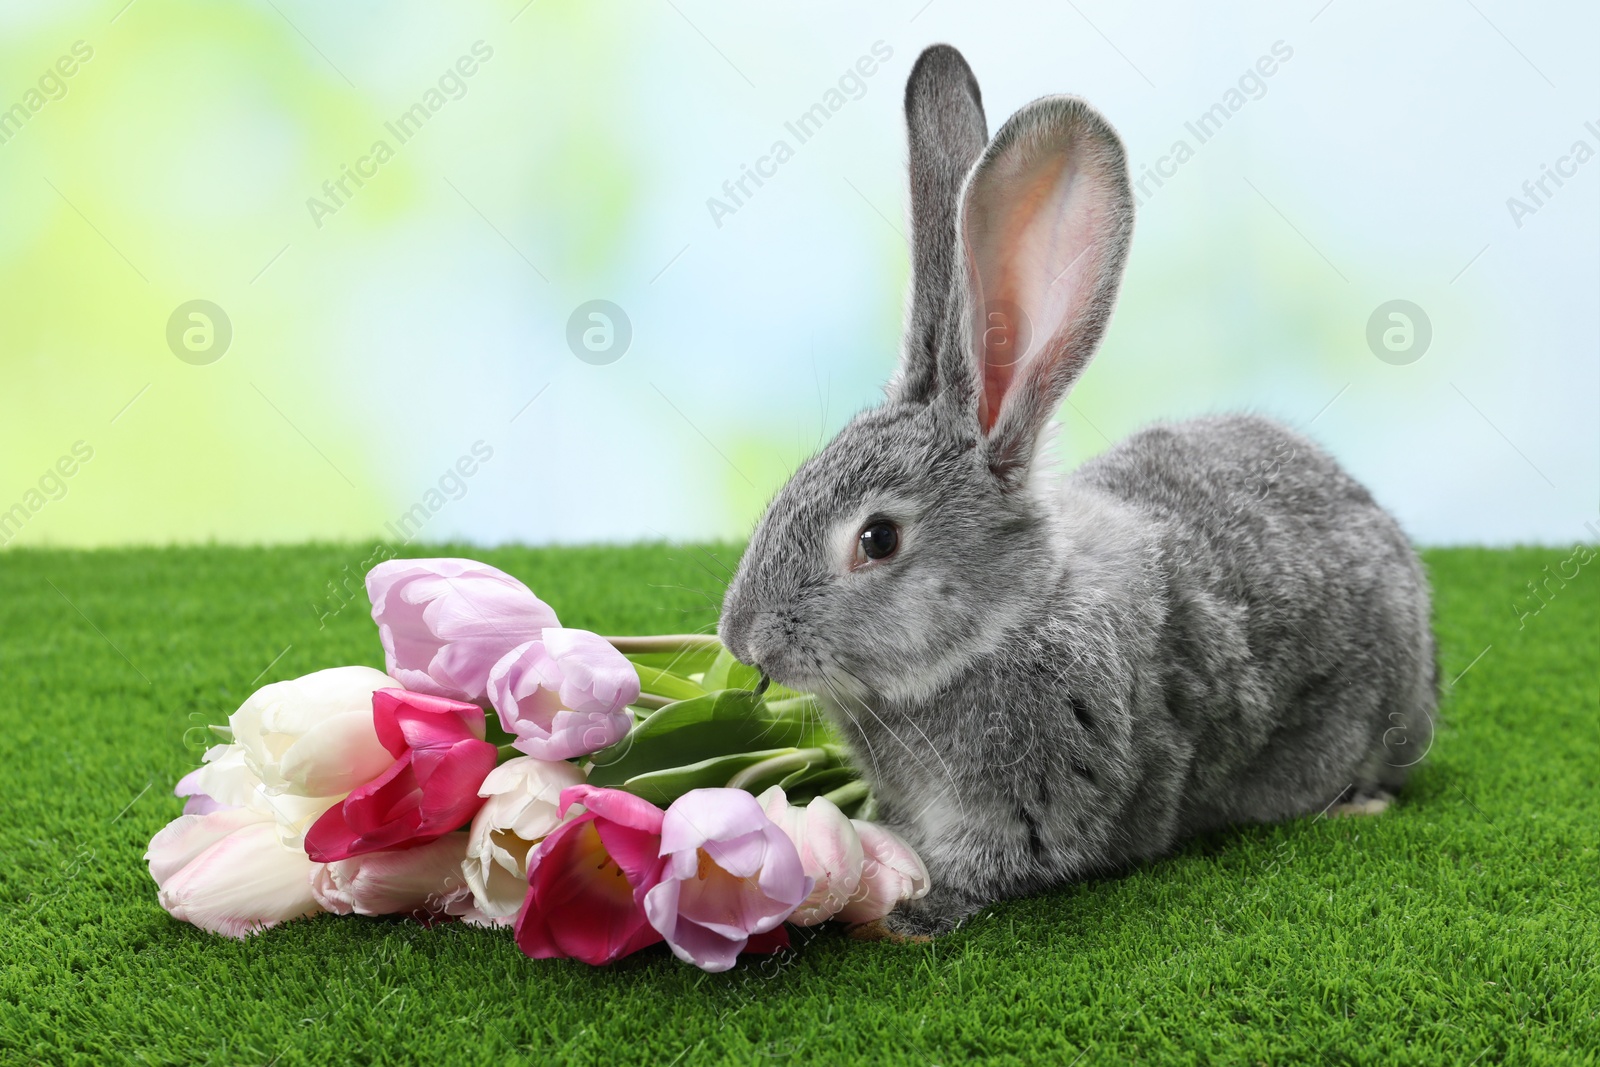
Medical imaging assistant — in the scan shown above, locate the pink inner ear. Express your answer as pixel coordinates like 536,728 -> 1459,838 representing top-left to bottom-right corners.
967,148 -> 1107,434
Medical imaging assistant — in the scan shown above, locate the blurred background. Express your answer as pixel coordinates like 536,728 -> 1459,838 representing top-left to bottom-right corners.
2,0 -> 1595,550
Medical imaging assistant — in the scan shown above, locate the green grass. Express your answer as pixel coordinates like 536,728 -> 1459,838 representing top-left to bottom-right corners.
1,544 -> 1595,1066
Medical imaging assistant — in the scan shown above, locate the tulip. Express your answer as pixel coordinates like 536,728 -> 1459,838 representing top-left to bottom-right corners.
757,786 -> 865,926
463,756 -> 585,924
146,807 -> 322,938
644,788 -> 812,973
835,820 -> 930,924
367,558 -> 560,703
304,689 -> 498,862
175,743 -> 258,815
515,785 -> 668,965
228,665 -> 399,799
310,833 -> 474,919
487,628 -> 640,761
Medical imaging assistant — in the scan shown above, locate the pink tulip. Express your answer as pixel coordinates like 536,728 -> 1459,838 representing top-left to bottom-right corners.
836,820 -> 931,924
757,786 -> 865,926
304,689 -> 498,862
644,788 -> 812,973
146,807 -> 321,938
487,628 -> 640,761
310,833 -> 474,919
367,558 -> 559,703
515,785 -> 668,965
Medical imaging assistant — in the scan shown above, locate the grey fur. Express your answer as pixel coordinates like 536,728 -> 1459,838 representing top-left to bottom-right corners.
718,45 -> 1436,937
894,44 -> 988,406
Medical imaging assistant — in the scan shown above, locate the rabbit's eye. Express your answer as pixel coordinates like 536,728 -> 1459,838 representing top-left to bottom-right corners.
856,520 -> 900,564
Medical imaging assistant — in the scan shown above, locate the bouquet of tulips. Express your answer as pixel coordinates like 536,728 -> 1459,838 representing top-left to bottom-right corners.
146,558 -> 927,972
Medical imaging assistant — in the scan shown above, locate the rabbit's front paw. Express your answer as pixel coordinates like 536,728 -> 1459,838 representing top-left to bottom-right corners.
853,887 -> 981,941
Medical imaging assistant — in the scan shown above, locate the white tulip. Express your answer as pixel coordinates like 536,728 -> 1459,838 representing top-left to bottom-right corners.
228,665 -> 398,797
146,807 -> 322,938
462,756 -> 585,924
310,833 -> 474,918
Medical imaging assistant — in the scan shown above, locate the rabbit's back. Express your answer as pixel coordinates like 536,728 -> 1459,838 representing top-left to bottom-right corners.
1067,414 -> 1436,833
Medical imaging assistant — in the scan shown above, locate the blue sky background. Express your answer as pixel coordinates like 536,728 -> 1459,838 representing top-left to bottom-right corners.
2,0 -> 1595,549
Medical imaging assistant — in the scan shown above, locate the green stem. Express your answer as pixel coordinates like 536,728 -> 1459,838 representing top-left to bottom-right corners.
820,779 -> 869,810
726,747 -> 831,792
765,694 -> 823,716
604,634 -> 724,656
632,691 -> 676,711
496,743 -> 521,761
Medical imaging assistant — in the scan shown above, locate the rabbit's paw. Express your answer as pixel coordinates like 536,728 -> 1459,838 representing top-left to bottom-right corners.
847,918 -> 929,944
852,887 -> 981,941
1329,789 -> 1394,818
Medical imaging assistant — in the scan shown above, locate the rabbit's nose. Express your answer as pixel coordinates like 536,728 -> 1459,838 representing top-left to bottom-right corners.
717,602 -> 757,666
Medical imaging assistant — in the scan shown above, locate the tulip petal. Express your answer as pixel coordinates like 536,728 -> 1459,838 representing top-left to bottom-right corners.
175,745 -> 257,811
151,813 -> 322,938
276,711 -> 395,796
518,817 -> 663,965
146,808 -> 263,886
659,788 -> 770,855
310,833 -> 472,917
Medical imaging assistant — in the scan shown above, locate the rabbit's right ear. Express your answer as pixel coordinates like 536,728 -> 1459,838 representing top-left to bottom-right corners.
889,44 -> 988,406
951,96 -> 1134,488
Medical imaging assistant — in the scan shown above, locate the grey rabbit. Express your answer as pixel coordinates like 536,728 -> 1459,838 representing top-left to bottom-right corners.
718,44 -> 1436,938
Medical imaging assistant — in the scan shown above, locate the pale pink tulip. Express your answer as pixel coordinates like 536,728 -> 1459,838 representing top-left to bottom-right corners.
757,785 -> 865,926
487,628 -> 639,761
146,807 -> 321,938
366,558 -> 559,703
644,788 -> 811,972
836,821 -> 930,924
310,833 -> 474,918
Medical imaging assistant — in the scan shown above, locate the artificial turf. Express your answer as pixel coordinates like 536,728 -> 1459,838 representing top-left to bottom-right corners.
0,543 -> 1595,1066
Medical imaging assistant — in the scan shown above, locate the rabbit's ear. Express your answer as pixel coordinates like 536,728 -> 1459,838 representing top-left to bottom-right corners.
953,96 -> 1133,486
890,44 -> 988,406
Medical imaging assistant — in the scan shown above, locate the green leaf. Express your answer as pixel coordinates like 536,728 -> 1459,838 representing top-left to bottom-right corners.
482,712 -> 518,749
615,749 -> 799,806
700,647 -> 807,701
586,690 -> 835,786
778,764 -> 859,804
622,645 -> 722,677
631,663 -> 706,703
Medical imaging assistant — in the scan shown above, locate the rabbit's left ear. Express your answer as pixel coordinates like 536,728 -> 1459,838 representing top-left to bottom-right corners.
951,96 -> 1133,486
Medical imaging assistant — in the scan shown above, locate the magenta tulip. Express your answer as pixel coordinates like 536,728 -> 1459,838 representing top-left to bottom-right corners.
486,628 -> 640,761
304,689 -> 497,862
515,785 -> 668,965
367,558 -> 559,703
644,788 -> 812,972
